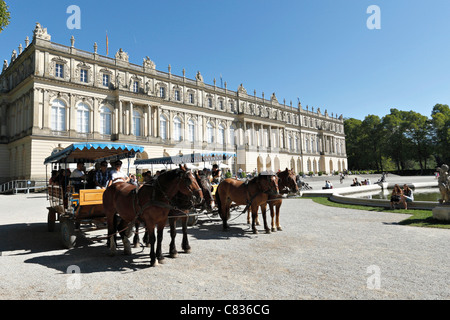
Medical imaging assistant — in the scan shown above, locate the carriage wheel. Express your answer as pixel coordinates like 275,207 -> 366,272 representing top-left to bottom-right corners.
47,208 -> 56,232
60,218 -> 77,249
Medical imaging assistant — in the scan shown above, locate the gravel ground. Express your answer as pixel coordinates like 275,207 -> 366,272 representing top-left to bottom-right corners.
0,187 -> 449,300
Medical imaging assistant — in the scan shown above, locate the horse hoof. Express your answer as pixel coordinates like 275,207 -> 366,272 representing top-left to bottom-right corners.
184,248 -> 191,254
169,251 -> 178,258
271,227 -> 276,232
265,229 -> 271,234
150,260 -> 157,267
158,258 -> 165,264
252,229 -> 258,234
277,227 -> 283,231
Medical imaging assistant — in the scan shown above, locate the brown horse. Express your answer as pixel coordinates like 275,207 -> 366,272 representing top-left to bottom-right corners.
133,169 -> 215,257
103,165 -> 203,266
215,173 -> 279,234
258,168 -> 299,232
167,170 -> 215,257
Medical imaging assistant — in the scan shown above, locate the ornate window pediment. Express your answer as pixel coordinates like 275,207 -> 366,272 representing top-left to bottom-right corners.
75,62 -> 93,85
48,56 -> 69,81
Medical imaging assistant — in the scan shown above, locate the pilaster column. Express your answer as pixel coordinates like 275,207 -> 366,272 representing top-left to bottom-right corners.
129,102 -> 134,135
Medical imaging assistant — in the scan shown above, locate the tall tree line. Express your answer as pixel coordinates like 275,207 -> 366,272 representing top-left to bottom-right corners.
344,104 -> 450,172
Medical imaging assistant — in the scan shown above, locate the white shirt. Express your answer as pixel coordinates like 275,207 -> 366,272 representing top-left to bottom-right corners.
111,169 -> 127,183
70,169 -> 85,178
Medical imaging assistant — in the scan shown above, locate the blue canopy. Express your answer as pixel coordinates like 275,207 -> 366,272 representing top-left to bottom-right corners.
44,142 -> 145,164
134,152 -> 236,166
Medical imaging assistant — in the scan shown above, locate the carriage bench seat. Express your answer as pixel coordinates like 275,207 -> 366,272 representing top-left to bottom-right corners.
77,189 -> 105,206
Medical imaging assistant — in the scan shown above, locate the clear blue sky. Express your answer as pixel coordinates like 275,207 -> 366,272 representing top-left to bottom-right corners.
1,0 -> 450,120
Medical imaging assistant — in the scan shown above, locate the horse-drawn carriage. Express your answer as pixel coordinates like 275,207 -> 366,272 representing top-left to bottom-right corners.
44,142 -> 144,249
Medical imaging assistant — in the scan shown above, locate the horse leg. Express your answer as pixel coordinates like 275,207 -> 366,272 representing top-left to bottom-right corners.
261,204 -> 270,234
143,231 -> 149,247
156,223 -> 165,263
148,227 -> 157,267
181,216 -> 191,253
107,213 -> 118,256
251,205 -> 258,234
276,204 -> 282,231
169,217 -> 178,258
118,218 -> 132,255
269,204 -> 276,232
249,209 -> 260,225
133,222 -> 140,248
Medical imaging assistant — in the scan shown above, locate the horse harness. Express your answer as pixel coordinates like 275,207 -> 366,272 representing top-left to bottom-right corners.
241,176 -> 276,214
131,171 -> 201,221
106,171 -> 201,240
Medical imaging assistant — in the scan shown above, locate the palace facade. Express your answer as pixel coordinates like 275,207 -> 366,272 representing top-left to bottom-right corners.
0,23 -> 347,182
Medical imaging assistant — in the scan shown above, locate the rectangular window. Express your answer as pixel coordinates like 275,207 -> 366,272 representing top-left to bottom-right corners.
133,81 -> 139,93
55,63 -> 64,78
175,90 -> 180,101
80,69 -> 88,83
208,98 -> 212,108
188,122 -> 195,142
102,74 -> 110,87
189,93 -> 194,104
160,87 -> 165,99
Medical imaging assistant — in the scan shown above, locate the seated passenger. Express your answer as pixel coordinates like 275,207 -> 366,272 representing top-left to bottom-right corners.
95,161 -> 111,189
108,160 -> 129,186
70,162 -> 86,192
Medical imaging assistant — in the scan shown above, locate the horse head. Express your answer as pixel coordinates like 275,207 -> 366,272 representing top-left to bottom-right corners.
176,164 -> 204,205
257,172 -> 279,195
279,168 -> 299,194
195,170 -> 215,212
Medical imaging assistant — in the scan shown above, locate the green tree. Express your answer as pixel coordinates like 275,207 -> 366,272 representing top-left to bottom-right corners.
381,109 -> 413,171
0,1 -> 10,33
361,115 -> 385,171
431,104 -> 450,165
402,111 -> 433,172
344,118 -> 364,170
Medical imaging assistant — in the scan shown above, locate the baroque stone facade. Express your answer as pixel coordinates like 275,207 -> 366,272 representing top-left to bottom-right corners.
0,23 -> 347,182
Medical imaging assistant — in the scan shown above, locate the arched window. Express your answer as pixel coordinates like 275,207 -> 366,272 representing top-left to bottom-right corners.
207,122 -> 214,144
76,102 -> 90,133
99,105 -> 112,135
218,123 -> 225,145
51,99 -> 66,131
173,116 -> 182,141
160,114 -> 168,139
133,110 -> 142,136
188,119 -> 195,142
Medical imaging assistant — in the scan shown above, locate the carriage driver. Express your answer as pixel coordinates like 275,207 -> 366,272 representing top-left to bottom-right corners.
108,160 -> 130,186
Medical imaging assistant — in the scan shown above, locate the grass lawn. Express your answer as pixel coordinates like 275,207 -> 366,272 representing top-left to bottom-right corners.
299,196 -> 450,229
